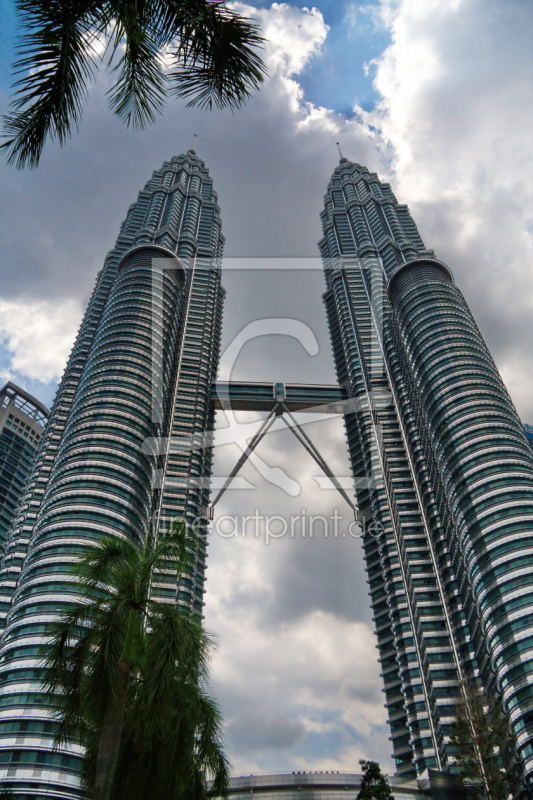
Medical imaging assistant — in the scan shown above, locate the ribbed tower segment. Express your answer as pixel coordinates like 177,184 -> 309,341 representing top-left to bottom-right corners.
0,150 -> 225,799
389,259 -> 533,786
321,158 -> 533,788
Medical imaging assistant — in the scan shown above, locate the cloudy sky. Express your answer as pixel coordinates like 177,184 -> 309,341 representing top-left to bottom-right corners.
2,0 -> 533,778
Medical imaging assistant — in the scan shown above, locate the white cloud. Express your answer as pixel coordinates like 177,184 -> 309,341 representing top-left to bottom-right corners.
0,297 -> 82,383
254,2 -> 328,77
207,567 -> 389,771
229,2 -> 328,118
227,2 -> 377,145
290,743 -> 386,773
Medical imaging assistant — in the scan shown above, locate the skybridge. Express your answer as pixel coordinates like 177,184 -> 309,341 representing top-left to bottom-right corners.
210,381 -> 348,413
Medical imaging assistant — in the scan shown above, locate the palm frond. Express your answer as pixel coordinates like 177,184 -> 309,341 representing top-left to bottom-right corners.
106,0 -> 166,128
41,603 -> 97,745
72,535 -> 145,608
72,534 -> 137,582
136,602 -> 212,727
168,2 -> 267,110
83,601 -> 131,712
42,603 -> 95,691
117,678 -> 229,799
191,691 -> 230,797
138,520 -> 199,599
146,680 -> 229,798
1,0 -> 102,168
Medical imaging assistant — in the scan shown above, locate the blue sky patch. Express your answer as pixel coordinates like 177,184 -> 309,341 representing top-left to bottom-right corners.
247,1 -> 391,116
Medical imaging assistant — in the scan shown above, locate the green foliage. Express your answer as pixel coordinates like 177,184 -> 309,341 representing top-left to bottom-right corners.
356,760 -> 393,800
3,0 -> 267,168
450,680 -> 523,800
42,523 -> 229,800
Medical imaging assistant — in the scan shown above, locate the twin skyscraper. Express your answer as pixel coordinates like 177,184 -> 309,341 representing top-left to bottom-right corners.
0,149 -> 532,797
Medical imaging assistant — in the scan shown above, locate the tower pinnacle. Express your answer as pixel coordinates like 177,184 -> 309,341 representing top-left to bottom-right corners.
336,141 -> 348,162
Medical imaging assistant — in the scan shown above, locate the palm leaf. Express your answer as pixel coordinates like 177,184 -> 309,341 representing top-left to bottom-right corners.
41,603 -> 98,745
105,0 -> 167,128
167,1 -> 266,109
71,534 -> 139,585
2,0 -> 103,168
190,691 -> 230,797
142,602 -> 212,705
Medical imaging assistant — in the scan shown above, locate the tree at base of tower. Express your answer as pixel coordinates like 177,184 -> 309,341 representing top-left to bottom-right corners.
356,760 -> 393,800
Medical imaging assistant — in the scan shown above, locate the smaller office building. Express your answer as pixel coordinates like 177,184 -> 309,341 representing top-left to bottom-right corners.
0,382 -> 49,544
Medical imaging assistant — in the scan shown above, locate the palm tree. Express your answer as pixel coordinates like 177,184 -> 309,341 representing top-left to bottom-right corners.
43,524 -> 229,800
2,0 -> 267,169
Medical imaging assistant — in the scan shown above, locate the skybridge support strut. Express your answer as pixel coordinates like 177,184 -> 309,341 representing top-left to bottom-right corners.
206,403 -> 280,518
206,403 -> 360,523
279,403 -> 360,522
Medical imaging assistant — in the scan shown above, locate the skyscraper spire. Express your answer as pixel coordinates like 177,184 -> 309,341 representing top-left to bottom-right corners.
336,141 -> 347,162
